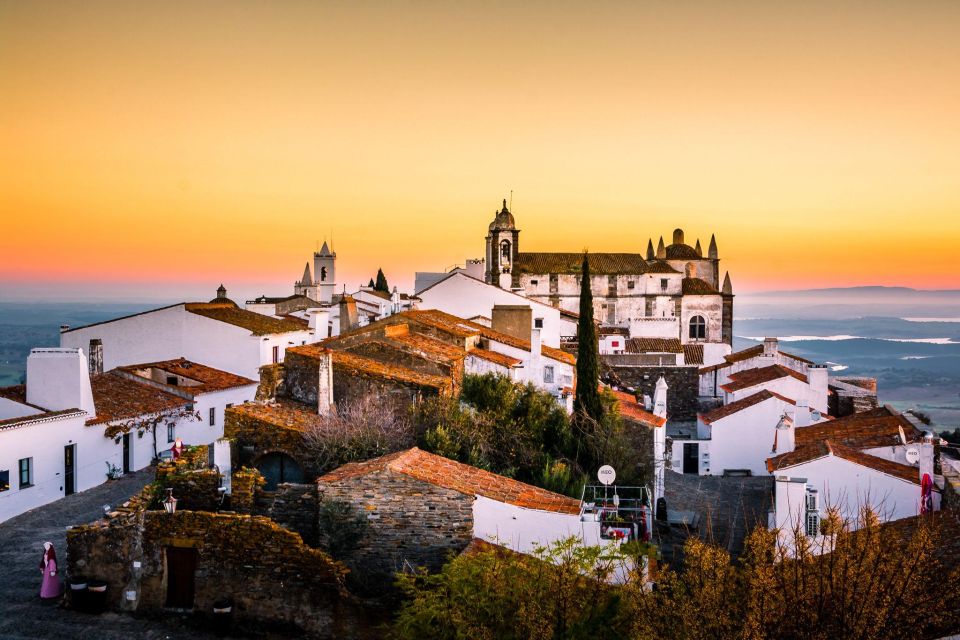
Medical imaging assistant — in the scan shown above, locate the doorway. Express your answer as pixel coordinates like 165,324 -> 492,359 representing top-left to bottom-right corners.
682,443 -> 699,475
122,433 -> 131,474
256,452 -> 304,490
165,547 -> 198,609
64,445 -> 76,495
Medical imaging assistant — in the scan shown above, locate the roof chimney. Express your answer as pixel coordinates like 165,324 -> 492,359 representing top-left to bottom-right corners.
26,348 -> 96,417
88,339 -> 103,375
339,295 -> 359,333
672,228 -> 684,245
653,376 -> 668,418
763,337 -> 779,357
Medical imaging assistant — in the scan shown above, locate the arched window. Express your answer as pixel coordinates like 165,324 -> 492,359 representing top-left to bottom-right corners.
689,315 -> 706,340
320,266 -> 327,282
500,239 -> 511,261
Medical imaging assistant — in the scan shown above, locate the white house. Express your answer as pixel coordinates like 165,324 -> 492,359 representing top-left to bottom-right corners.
767,406 -> 939,549
0,348 -> 256,522
695,390 -> 829,477
60,298 -> 313,380
719,363 -> 828,414
415,271 -> 565,348
699,337 -> 816,397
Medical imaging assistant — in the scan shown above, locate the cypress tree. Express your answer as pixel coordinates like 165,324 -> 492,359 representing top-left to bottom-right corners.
574,253 -> 602,421
367,278 -> 375,288
375,268 -> 389,293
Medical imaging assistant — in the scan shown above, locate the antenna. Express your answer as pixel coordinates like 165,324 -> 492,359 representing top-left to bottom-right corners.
509,190 -> 513,211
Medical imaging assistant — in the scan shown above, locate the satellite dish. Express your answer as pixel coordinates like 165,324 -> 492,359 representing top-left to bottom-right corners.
905,446 -> 920,465
597,465 -> 616,486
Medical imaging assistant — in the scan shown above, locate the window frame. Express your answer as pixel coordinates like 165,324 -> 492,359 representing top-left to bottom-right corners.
209,407 -> 216,426
543,365 -> 555,384
0,469 -> 9,492
689,315 -> 707,340
167,423 -> 176,443
18,458 -> 32,489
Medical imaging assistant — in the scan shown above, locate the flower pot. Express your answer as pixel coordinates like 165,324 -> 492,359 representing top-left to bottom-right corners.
85,580 -> 109,614
212,598 -> 234,636
67,577 -> 88,611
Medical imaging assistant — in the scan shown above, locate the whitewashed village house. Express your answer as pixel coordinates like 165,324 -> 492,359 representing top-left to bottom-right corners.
0,348 -> 256,522
60,287 -> 313,380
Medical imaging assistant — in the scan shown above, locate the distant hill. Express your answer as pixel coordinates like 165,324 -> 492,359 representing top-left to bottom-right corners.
746,286 -> 960,298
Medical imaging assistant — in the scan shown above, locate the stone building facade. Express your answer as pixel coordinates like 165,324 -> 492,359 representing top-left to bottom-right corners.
482,200 -> 734,351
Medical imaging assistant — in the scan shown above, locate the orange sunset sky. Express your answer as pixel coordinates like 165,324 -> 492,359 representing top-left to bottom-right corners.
1,1 -> 959,302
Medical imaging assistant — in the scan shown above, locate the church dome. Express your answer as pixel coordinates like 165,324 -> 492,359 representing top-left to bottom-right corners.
488,199 -> 516,231
665,243 -> 701,260
209,284 -> 239,307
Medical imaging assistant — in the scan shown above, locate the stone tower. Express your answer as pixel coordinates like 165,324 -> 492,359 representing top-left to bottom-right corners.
313,241 -> 336,304
294,262 -> 318,300
484,199 -> 520,289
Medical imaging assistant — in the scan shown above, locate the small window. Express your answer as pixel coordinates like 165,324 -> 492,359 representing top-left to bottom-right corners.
18,458 -> 32,488
689,315 -> 706,340
272,345 -> 280,364
543,366 -> 554,384
660,278 -> 668,291
806,512 -> 820,537
209,407 -> 216,426
166,375 -> 178,386
530,279 -> 539,286
167,424 -> 176,443
611,340 -> 620,348
0,470 -> 8,492
534,318 -> 544,329
627,281 -> 635,290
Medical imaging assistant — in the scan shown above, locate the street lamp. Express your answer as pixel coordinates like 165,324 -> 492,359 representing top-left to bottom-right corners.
163,488 -> 177,514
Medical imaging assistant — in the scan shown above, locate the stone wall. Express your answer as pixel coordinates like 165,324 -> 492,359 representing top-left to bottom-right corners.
256,363 -> 285,402
231,467 -> 265,515
155,467 -> 221,513
318,469 -> 474,589
602,364 -> 700,420
259,482 -> 320,547
225,406 -> 318,481
66,472 -> 367,638
284,350 -> 322,407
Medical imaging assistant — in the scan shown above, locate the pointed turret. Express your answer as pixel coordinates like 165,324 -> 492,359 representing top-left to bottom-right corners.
318,240 -> 333,257
656,236 -> 666,259
300,262 -> 312,286
646,239 -> 655,260
722,271 -> 733,295
695,239 -> 702,256
708,234 -> 718,260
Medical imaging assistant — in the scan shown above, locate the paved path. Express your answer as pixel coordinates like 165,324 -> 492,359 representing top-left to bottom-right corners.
0,469 -> 226,639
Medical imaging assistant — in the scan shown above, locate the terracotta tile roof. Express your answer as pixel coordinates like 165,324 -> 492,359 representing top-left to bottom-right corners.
227,401 -> 322,433
541,344 -> 576,366
701,390 -> 782,424
767,439 -> 921,485
609,389 -> 665,427
87,372 -> 190,425
681,277 -> 720,295
467,348 -> 522,368
185,303 -> 306,335
514,252 -> 649,275
116,359 -> 257,395
0,384 -> 30,406
665,243 -> 701,260
388,332 -> 467,363
682,344 -> 704,365
625,338 -> 682,354
319,447 -> 583,514
289,344 -> 453,392
644,260 -> 681,274
793,406 -> 922,450
720,365 -> 808,393
279,314 -> 310,327
699,344 -> 814,373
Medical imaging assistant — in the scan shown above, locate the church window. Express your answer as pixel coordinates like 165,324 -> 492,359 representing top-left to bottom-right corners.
320,266 -> 327,282
500,240 -> 511,262
689,315 -> 706,340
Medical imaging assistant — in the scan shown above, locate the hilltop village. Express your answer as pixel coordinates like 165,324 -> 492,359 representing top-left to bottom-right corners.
2,201 -> 959,637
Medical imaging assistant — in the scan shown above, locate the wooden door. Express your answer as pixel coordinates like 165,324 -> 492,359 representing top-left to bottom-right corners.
63,445 -> 75,495
122,434 -> 131,474
165,547 -> 198,609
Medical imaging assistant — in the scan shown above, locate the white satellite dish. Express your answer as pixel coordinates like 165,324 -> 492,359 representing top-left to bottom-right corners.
905,446 -> 920,465
597,465 -> 616,486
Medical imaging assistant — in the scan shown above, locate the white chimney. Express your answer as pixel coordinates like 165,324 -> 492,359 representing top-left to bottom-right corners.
806,365 -> 829,412
317,349 -> 334,416
308,310 -> 330,340
531,328 -> 542,356
793,397 -> 811,428
653,376 -> 668,418
26,348 -> 96,417
763,337 -> 779,357
776,414 -> 796,454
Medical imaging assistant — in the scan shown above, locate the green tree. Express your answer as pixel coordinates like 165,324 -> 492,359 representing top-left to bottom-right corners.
367,278 -> 375,288
375,268 -> 390,293
573,253 -> 601,422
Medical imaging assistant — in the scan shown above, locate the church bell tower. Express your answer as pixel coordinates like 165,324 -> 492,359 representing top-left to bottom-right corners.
484,199 -> 520,288
313,241 -> 336,304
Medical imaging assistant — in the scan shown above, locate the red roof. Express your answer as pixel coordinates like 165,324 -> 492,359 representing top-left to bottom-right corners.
467,348 -> 523,368
720,365 -> 808,393
609,389 -> 665,427
319,448 -> 583,514
87,372 -> 190,425
793,406 -> 922,450
767,439 -> 921,485
699,344 -> 814,373
117,359 -> 256,395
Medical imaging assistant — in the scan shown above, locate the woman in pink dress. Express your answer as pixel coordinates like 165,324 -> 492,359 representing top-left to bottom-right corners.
39,541 -> 63,600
